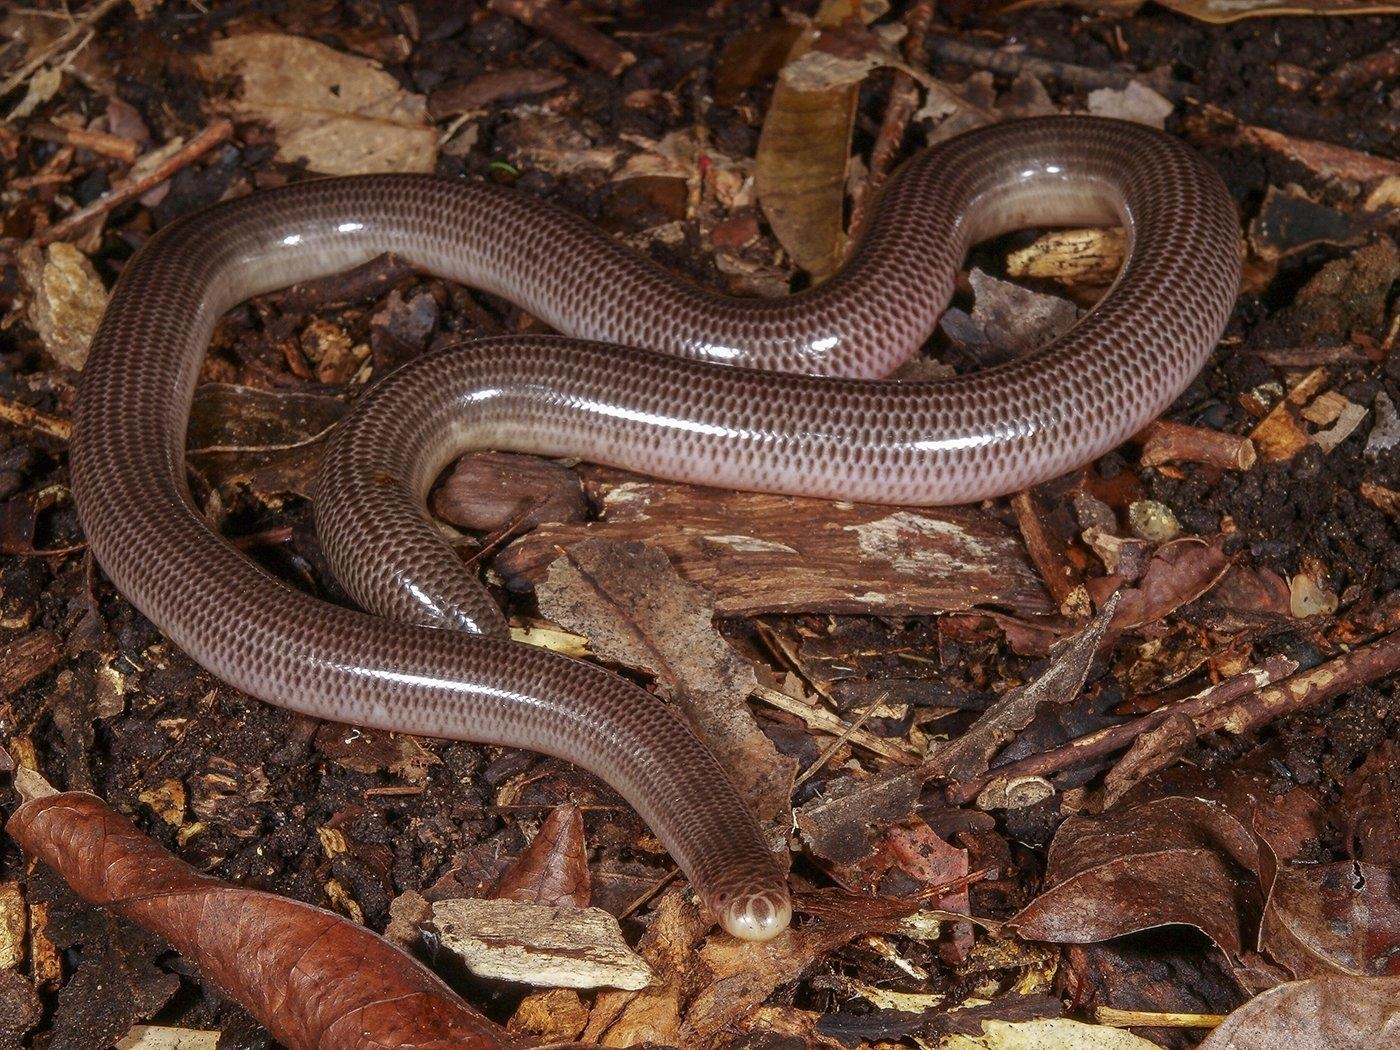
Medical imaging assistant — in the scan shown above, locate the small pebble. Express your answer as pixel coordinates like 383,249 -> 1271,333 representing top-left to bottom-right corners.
1072,491 -> 1116,531
1127,499 -> 1181,543
1365,390 -> 1400,455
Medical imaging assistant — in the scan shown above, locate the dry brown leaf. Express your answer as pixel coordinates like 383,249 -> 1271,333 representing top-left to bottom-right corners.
755,1 -> 873,279
1259,861 -> 1400,978
1196,973 -> 1400,1049
495,804 -> 592,909
1158,0 -> 1400,23
1010,796 -> 1262,956
7,791 -> 520,1049
1013,0 -> 1400,20
1099,536 -> 1231,631
196,33 -> 436,175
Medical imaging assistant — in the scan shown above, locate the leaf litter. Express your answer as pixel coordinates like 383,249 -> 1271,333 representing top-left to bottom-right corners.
1,1 -> 1399,1047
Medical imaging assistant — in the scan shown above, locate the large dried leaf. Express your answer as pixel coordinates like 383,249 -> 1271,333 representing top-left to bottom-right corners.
1260,862 -> 1400,978
1197,973 -> 1400,1049
495,804 -> 592,909
1158,0 -> 1400,22
1011,796 -> 1263,956
196,33 -> 436,175
754,1 -> 875,280
7,791 -> 519,1049
1006,0 -> 1400,21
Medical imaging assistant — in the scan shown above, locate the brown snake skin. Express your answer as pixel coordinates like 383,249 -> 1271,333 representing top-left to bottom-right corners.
71,117 -> 1239,940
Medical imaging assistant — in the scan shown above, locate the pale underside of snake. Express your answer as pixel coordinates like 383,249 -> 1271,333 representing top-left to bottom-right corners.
70,116 -> 1240,940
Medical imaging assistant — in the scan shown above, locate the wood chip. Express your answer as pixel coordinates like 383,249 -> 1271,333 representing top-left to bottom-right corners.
430,897 -> 653,990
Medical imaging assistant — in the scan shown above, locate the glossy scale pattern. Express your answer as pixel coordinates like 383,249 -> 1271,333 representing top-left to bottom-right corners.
71,116 -> 1239,941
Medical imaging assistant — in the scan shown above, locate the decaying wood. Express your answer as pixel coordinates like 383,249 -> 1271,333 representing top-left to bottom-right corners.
1139,419 -> 1257,471
0,630 -> 62,699
0,395 -> 71,441
493,470 -> 1052,618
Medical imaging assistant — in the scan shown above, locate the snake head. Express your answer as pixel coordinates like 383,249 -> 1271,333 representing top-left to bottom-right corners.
714,886 -> 792,941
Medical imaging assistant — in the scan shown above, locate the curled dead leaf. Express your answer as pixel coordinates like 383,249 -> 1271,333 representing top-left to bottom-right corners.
7,792 -> 520,1049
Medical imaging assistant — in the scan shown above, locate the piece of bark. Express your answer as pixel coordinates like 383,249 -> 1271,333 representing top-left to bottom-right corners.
427,70 -> 568,120
7,792 -> 522,1050
430,898 -> 652,990
496,471 -> 1051,618
0,629 -> 62,698
1010,489 -> 1086,614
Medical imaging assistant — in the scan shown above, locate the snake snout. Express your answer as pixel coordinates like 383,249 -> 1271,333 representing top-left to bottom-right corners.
718,887 -> 792,941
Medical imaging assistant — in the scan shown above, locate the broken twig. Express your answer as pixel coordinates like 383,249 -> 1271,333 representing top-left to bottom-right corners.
487,0 -> 634,76
36,119 -> 235,246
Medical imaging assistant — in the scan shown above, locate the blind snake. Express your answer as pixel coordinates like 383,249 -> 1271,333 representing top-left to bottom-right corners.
71,116 -> 1239,940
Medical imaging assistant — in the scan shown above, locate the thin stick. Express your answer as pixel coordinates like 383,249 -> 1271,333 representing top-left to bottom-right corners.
1139,420 -> 1257,471
26,123 -> 142,164
0,395 -> 72,441
848,0 -> 935,240
928,37 -> 1191,103
1205,632 -> 1400,738
944,654 -> 1298,804
35,119 -> 235,246
0,0 -> 126,102
793,692 -> 888,790
487,0 -> 634,76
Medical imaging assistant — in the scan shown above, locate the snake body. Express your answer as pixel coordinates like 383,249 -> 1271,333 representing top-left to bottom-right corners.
71,117 -> 1239,940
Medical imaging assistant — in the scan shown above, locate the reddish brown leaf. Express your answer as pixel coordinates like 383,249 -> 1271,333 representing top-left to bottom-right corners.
1260,862 -> 1400,978
495,804 -> 592,909
1010,796 -> 1263,956
7,792 -> 521,1050
1097,536 -> 1231,630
